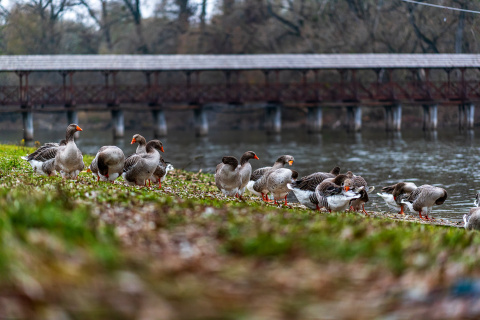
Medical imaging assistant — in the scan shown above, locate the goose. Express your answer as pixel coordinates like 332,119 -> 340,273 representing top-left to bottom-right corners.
315,180 -> 361,213
266,169 -> 298,205
21,139 -> 67,176
400,184 -> 447,220
131,134 -> 147,154
247,155 -> 294,201
290,166 -> 340,191
150,157 -> 174,189
54,124 -> 84,179
237,151 -> 259,199
123,140 -> 164,187
88,146 -> 125,182
249,155 -> 295,182
215,156 -> 241,197
464,193 -> 480,230
377,182 -> 418,214
346,171 -> 375,215
287,172 -> 350,210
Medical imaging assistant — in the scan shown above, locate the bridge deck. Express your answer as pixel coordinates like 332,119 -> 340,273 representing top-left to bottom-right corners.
2,54 -> 480,71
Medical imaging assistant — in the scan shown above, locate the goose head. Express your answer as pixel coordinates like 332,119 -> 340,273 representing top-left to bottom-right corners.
240,151 -> 259,164
131,134 -> 147,146
330,166 -> 341,175
146,140 -> 164,153
222,156 -> 239,168
65,123 -> 82,141
275,155 -> 295,166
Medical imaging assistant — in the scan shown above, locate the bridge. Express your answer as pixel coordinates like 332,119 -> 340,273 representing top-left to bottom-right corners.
2,54 -> 480,140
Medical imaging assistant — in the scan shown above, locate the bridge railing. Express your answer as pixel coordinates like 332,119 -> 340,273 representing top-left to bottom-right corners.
2,80 -> 480,107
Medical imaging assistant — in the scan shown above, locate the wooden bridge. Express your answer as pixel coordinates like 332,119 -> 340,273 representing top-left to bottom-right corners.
2,54 -> 480,139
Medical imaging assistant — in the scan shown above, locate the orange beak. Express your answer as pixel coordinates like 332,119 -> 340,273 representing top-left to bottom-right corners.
344,186 -> 350,191
86,168 -> 91,173
288,160 -> 294,166
254,155 -> 259,160
160,146 -> 165,153
76,125 -> 82,131
131,138 -> 136,144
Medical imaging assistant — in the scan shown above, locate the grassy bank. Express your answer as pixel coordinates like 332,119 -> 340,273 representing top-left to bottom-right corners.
0,144 -> 479,319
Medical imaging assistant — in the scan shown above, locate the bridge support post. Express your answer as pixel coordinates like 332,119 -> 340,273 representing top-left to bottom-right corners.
459,104 -> 475,130
307,106 -> 322,133
194,106 -> 208,137
347,106 -> 362,132
22,111 -> 34,141
467,103 -> 475,129
392,104 -> 402,131
111,109 -> 124,139
384,105 -> 392,131
265,104 -> 282,134
152,109 -> 167,138
423,104 -> 438,131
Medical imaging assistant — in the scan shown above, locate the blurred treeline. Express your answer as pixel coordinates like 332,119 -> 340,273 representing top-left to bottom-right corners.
0,0 -> 479,55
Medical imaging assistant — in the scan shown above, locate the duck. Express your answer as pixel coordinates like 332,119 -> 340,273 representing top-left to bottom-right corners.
464,193 -> 480,230
215,156 -> 241,197
290,166 -> 340,191
377,182 -> 418,214
400,184 -> 448,220
150,157 -> 174,189
266,168 -> 298,205
54,124 -> 84,179
88,146 -> 125,182
247,155 -> 294,201
122,140 -> 164,186
237,151 -> 259,198
287,171 -> 348,210
315,179 -> 361,212
346,171 -> 375,215
21,139 -> 67,176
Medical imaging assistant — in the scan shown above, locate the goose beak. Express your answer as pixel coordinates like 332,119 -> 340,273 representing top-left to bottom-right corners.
131,138 -> 136,144
160,146 -> 165,153
76,125 -> 83,131
288,160 -> 294,166
344,186 -> 350,191
254,155 -> 259,160
86,168 -> 91,173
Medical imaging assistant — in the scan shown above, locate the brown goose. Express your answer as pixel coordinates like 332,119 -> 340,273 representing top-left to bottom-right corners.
238,151 -> 259,198
400,184 -> 448,220
287,172 -> 349,210
346,171 -> 375,215
464,193 -> 480,230
122,140 -> 164,186
215,156 -> 241,197
247,155 -> 294,201
290,166 -> 341,191
21,139 -> 66,176
377,182 -> 418,214
266,169 -> 298,205
249,155 -> 295,182
54,124 -> 84,179
314,180 -> 361,212
88,146 -> 125,182
150,157 -> 174,189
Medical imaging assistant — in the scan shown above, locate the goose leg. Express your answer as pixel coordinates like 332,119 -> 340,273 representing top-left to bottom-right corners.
398,205 -> 405,215
284,195 -> 288,206
158,181 -> 162,189
362,204 -> 369,216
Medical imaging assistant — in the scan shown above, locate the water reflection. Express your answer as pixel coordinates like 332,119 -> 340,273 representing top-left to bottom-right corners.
2,127 -> 478,221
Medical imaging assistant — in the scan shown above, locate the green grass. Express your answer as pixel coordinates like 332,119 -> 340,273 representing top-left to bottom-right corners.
0,143 -> 478,319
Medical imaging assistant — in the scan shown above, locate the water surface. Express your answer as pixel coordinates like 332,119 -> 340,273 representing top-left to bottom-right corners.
2,127 -> 478,221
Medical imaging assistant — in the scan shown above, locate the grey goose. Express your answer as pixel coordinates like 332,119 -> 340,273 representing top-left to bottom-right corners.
54,124 -> 85,179
22,139 -> 66,176
123,140 -> 164,187
88,146 -> 125,182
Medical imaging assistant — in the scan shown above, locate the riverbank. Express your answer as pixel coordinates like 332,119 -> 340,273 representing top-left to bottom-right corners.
0,144 -> 478,319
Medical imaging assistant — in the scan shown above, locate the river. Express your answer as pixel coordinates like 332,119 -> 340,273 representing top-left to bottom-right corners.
1,127 -> 478,221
